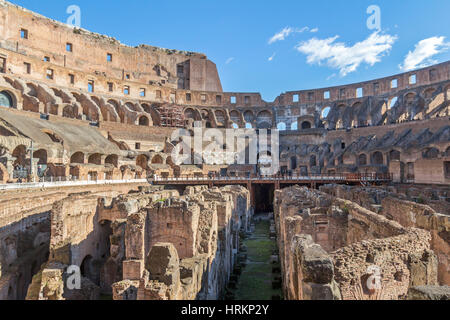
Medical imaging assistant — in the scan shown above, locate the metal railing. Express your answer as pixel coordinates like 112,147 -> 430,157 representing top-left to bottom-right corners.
151,173 -> 393,183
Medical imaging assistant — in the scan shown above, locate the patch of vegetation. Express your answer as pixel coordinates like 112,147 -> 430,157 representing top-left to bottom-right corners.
234,220 -> 282,300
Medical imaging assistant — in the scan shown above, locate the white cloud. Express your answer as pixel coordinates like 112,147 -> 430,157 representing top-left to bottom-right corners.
225,57 -> 235,64
326,73 -> 337,81
399,36 -> 450,71
269,27 -> 294,44
268,53 -> 276,61
310,28 -> 319,33
268,26 -> 310,44
295,31 -> 397,76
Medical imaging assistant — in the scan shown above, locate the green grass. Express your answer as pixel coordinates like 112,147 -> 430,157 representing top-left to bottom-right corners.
234,220 -> 282,300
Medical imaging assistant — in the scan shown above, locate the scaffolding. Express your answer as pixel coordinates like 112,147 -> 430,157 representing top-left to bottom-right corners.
156,104 -> 185,128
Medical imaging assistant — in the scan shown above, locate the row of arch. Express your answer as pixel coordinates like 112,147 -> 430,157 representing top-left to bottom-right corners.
2,79 -> 450,131
286,145 -> 450,172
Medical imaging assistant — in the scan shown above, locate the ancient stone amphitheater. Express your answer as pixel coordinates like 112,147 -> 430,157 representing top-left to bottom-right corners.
0,0 -> 448,300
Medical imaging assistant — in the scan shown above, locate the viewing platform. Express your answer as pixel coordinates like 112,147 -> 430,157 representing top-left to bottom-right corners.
150,173 -> 393,188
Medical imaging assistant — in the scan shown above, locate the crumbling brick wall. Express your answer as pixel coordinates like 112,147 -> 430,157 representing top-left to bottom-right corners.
275,186 -> 439,300
112,185 -> 251,300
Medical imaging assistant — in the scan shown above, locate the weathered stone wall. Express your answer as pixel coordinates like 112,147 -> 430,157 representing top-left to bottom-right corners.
0,182 -> 146,300
112,185 -> 252,300
320,184 -> 449,286
274,186 -> 439,300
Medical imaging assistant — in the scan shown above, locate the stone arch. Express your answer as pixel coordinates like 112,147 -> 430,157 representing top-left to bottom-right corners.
88,153 -> 102,165
301,121 -> 312,130
358,153 -> 367,166
244,110 -> 255,123
423,87 -> 436,99
277,122 -> 286,131
0,90 -> 15,108
291,122 -> 298,130
12,145 -> 27,167
422,147 -> 440,159
62,105 -> 78,119
256,110 -> 272,126
105,154 -> 118,168
151,154 -> 164,164
215,110 -> 227,126
138,115 -> 150,126
389,149 -> 401,161
33,149 -> 47,165
229,110 -> 241,124
80,255 -> 94,282
136,154 -> 149,170
201,109 -> 211,121
371,151 -> 384,165
184,107 -> 201,121
70,152 -> 84,164
404,92 -> 416,105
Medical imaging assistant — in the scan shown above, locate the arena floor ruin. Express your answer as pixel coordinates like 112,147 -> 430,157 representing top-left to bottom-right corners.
0,0 -> 449,301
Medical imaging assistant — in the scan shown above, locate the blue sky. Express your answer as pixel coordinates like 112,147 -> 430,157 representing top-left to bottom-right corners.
9,0 -> 450,101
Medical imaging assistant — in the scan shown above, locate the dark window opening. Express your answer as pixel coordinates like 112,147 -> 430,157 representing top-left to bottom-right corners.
24,62 -> 31,74
301,121 -> 311,130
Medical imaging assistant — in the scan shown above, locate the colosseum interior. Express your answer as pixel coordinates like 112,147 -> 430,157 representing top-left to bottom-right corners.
0,0 -> 449,301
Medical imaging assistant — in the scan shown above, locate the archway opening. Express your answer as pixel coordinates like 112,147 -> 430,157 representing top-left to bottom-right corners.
423,147 -> 439,159
12,145 -> 27,167
0,91 -> 13,108
151,155 -> 164,164
71,152 -> 84,164
301,121 -> 312,130
372,152 -> 384,165
358,154 -> 367,166
105,154 -> 118,168
88,153 -> 102,165
138,116 -> 149,126
254,184 -> 275,213
136,154 -> 149,170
